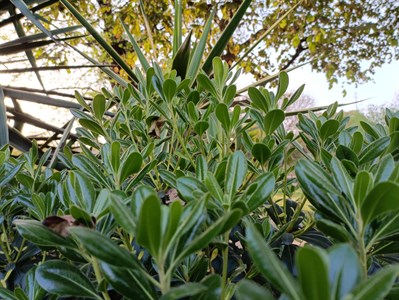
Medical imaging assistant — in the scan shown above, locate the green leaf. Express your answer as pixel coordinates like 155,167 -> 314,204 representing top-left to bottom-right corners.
110,141 -> 121,176
92,94 -> 106,120
374,155 -> 395,183
172,30 -> 192,79
65,171 -> 96,212
361,182 -> 399,223
109,192 -> 136,235
297,246 -> 330,300
136,194 -> 162,257
358,137 -> 390,165
197,73 -> 218,98
245,223 -> 303,300
275,71 -> 289,100
119,152 -> 143,183
101,262 -> 156,300
202,0 -> 253,73
0,87 -> 9,147
360,121 -> 380,139
350,131 -> 364,153
320,119 -> 339,142
194,121 -> 209,135
336,145 -> 359,166
176,176 -> 207,202
223,84 -> 237,106
251,143 -> 271,165
0,288 -> 18,300
236,279 -> 275,300
246,172 -> 275,211
14,220 -> 74,248
248,87 -> 269,113
60,0 -> 138,83
79,119 -> 106,136
264,109 -> 285,135
316,219 -> 352,242
36,260 -> 100,299
163,79 -> 177,102
215,103 -> 231,132
204,172 -> 224,203
225,151 -> 247,200
0,162 -> 24,187
160,283 -> 207,300
350,266 -> 399,300
121,19 -> 150,71
172,0 -> 182,56
69,227 -> 139,269
330,157 -> 354,203
186,9 -> 215,84
328,244 -> 361,299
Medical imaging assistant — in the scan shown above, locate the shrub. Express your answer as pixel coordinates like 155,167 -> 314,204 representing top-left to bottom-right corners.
1,0 -> 399,299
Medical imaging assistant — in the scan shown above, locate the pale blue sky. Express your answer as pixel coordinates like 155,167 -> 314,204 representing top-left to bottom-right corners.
288,60 -> 399,110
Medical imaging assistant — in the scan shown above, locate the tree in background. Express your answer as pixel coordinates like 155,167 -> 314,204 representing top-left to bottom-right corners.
34,0 -> 399,88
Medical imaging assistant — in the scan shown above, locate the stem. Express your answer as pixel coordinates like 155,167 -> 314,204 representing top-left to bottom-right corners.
92,257 -> 111,300
14,238 -> 26,262
221,231 -> 230,300
356,215 -> 368,278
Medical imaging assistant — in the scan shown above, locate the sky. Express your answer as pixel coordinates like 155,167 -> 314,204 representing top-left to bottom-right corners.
280,60 -> 399,110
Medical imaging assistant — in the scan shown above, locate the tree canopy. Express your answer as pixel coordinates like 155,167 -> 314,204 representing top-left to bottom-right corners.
36,0 -> 398,88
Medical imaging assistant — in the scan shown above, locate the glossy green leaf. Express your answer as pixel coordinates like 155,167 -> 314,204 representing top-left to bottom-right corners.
136,194 -> 162,257
101,262 -> 156,300
0,288 -> 17,300
264,109 -> 285,135
246,172 -> 275,211
172,0 -> 182,55
119,152 -> 143,183
328,244 -> 361,299
14,220 -> 74,248
361,182 -> 399,223
186,9 -> 215,84
110,141 -> 121,175
197,73 -> 218,98
350,266 -> 399,300
336,145 -> 359,166
350,131 -> 364,153
248,87 -> 269,113
316,219 -> 351,242
374,155 -> 395,183
65,171 -> 96,212
172,30 -> 192,79
163,201 -> 183,249
0,162 -> 23,187
320,119 -> 339,142
297,246 -> 330,300
163,79 -> 177,102
194,121 -> 209,136
360,121 -> 380,139
225,151 -> 247,200
36,260 -> 100,299
202,0 -> 253,73
70,205 -> 94,228
204,172 -> 224,203
195,155 -> 208,181
358,137 -> 390,165
215,103 -> 230,132
330,157 -> 354,202
245,223 -> 303,300
223,84 -> 237,106
160,283 -> 207,300
92,94 -> 106,120
109,193 -> 136,235
275,71 -> 289,100
79,119 -> 106,136
176,176 -> 207,202
353,171 -> 373,208
69,227 -> 139,269
236,279 -> 274,300
251,143 -> 271,165
0,87 -> 8,147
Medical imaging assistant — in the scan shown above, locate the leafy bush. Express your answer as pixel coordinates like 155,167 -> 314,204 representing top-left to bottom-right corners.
1,0 -> 399,299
